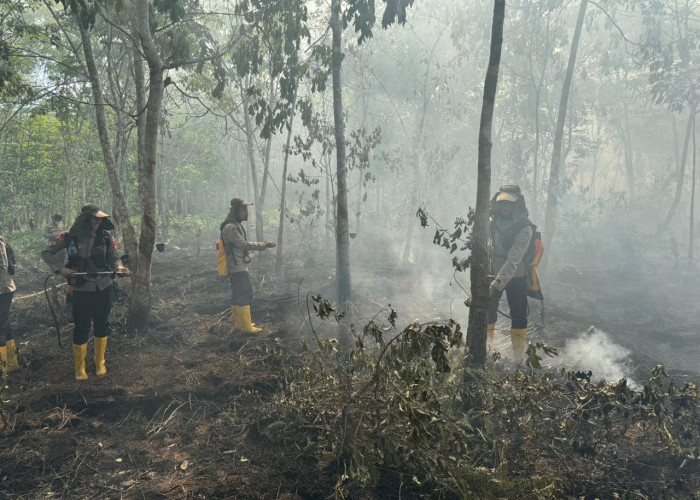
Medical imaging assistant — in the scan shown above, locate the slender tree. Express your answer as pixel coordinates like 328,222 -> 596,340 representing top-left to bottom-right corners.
658,105 -> 696,234
690,114 -> 697,260
127,0 -> 165,329
275,93 -> 297,277
330,0 -> 351,317
467,0 -> 506,367
328,0 -> 415,319
51,0 -> 139,262
541,0 -> 587,272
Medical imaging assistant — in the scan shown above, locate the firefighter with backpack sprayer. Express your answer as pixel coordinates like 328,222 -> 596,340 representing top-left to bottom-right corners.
41,204 -> 131,380
487,183 -> 543,364
219,198 -> 275,334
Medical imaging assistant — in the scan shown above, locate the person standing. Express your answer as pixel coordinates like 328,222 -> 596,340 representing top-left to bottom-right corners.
220,198 -> 275,334
487,183 -> 534,364
42,204 -> 131,380
0,233 -> 18,372
44,214 -> 65,243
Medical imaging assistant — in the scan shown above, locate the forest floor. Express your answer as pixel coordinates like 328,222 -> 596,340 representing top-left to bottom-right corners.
0,241 -> 698,499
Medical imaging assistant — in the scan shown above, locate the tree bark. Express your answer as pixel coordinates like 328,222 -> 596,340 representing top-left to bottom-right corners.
331,0 -> 352,325
541,0 -> 587,273
77,14 -> 138,263
467,0 -> 505,367
128,0 -> 164,330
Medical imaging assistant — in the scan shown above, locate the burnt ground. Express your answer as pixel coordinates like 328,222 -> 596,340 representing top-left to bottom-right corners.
0,243 -> 698,498
1,248 -> 327,499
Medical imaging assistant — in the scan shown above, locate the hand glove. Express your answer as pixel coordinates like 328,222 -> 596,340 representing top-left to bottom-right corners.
116,266 -> 132,277
59,267 -> 75,279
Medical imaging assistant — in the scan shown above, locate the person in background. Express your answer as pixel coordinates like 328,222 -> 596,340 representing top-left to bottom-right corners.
45,214 -> 72,303
220,198 -> 275,334
0,232 -> 19,372
44,214 -> 64,243
487,183 -> 533,364
41,204 -> 131,380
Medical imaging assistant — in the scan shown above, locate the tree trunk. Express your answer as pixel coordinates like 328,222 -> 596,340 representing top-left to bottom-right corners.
276,105 -> 296,277
331,0 -> 352,324
401,30 -> 443,263
128,0 -> 164,330
355,165 -> 363,235
529,10 -> 551,217
81,171 -> 86,205
260,64 -> 275,207
157,154 -> 166,241
467,0 -> 505,368
355,100 -> 369,235
659,106 -> 695,234
621,100 -> 636,198
325,163 -> 331,237
541,0 -> 587,273
690,114 -> 696,260
162,165 -> 170,241
77,15 -> 138,263
242,88 -> 264,241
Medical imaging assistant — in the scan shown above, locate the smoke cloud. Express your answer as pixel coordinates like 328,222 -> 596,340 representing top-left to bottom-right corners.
553,327 -> 639,389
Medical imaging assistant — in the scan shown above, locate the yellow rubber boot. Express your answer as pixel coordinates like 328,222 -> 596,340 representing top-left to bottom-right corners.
239,305 -> 262,334
510,328 -> 528,365
231,306 -> 242,331
5,340 -> 19,372
240,308 -> 259,328
487,323 -> 496,350
73,343 -> 88,381
94,337 -> 108,376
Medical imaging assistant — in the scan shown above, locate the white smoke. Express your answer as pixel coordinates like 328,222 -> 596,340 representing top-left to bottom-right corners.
555,327 -> 639,389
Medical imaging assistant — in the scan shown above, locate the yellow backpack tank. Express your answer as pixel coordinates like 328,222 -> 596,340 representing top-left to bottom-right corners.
216,239 -> 228,276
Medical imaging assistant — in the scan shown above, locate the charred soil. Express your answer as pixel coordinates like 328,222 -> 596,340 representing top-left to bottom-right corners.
1,248 -> 333,499
0,245 -> 698,499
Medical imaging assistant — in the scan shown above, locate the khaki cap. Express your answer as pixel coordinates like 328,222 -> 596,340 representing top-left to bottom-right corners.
496,192 -> 518,202
81,203 -> 110,218
231,197 -> 253,207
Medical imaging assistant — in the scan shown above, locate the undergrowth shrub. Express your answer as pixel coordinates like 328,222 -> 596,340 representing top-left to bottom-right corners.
252,296 -> 699,499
